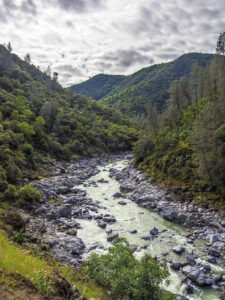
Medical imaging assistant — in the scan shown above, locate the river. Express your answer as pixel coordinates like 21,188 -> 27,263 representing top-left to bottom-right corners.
75,158 -> 224,300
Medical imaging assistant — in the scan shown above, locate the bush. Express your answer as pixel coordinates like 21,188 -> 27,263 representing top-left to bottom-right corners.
18,185 -> 41,207
0,166 -> 8,192
84,238 -> 171,300
3,184 -> 17,202
22,143 -> 33,155
6,159 -> 22,184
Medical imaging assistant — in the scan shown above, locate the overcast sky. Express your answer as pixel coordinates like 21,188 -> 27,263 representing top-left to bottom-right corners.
0,0 -> 225,87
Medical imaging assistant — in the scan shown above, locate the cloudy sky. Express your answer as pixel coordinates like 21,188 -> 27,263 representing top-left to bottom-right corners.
0,0 -> 225,87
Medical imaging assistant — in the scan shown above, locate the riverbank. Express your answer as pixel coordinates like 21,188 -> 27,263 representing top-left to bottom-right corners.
16,153 -> 225,299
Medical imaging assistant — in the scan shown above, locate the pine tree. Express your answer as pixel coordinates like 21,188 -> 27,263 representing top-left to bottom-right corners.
216,32 -> 225,55
7,42 -> 12,53
24,53 -> 31,64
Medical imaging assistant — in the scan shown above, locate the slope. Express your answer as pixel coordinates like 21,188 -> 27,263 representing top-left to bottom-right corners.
70,53 -> 213,116
0,44 -> 139,205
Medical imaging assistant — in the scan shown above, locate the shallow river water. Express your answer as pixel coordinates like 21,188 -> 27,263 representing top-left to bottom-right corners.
76,159 -> 223,300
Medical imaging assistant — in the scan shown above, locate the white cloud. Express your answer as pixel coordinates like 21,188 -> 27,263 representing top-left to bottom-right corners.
0,0 -> 223,86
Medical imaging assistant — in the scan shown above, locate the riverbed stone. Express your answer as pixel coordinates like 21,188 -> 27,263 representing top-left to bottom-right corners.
118,201 -> 127,205
120,183 -> 135,193
58,204 -> 72,218
107,232 -> 118,241
113,192 -> 121,198
182,266 -> 212,286
173,246 -> 185,255
150,227 -> 158,235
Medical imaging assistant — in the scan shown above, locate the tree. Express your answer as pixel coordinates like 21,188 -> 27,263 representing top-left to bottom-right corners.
53,72 -> 58,82
216,32 -> 225,55
24,53 -> 31,64
7,41 -> 12,53
45,65 -> 51,77
84,238 -> 171,300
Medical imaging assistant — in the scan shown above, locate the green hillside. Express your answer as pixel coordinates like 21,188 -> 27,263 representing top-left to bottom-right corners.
134,55 -> 225,208
70,53 -> 214,116
70,74 -> 125,100
0,44 -> 139,206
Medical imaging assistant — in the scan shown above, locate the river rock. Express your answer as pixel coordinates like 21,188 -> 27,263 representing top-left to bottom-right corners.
209,235 -> 219,244
208,249 -> 221,257
120,183 -> 135,193
150,227 -> 158,235
57,186 -> 69,194
98,222 -> 107,229
173,246 -> 185,255
113,192 -> 121,198
171,262 -> 182,270
66,228 -> 77,236
186,284 -> 194,294
141,236 -> 153,241
118,201 -> 127,205
182,266 -> 212,286
58,204 -> 72,218
107,232 -> 118,241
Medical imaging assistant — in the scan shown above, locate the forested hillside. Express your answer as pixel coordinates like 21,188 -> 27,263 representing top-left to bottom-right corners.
70,74 -> 125,100
134,55 -> 225,208
70,53 -> 213,117
0,44 -> 139,206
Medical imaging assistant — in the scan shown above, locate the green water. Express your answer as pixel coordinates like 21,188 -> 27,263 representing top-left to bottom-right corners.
76,159 -> 223,300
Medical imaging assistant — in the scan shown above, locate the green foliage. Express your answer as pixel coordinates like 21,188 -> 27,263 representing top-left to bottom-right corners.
6,159 -> 22,185
17,185 -> 41,206
12,228 -> 24,244
0,230 -> 55,296
71,53 -> 214,117
134,55 -> 225,207
0,43 -> 140,206
0,166 -> 8,192
31,270 -> 55,296
3,184 -> 17,202
84,238 -> 170,300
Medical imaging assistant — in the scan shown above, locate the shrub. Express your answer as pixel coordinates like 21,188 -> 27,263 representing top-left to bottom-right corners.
18,185 -> 41,207
84,238 -> 171,300
3,184 -> 17,202
22,143 -> 34,155
0,166 -> 8,192
12,228 -> 24,244
6,159 -> 22,184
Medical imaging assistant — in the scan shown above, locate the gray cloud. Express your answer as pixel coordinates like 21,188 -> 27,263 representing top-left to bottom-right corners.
0,0 -> 224,86
21,0 -> 37,15
53,0 -> 104,13
55,64 -> 83,76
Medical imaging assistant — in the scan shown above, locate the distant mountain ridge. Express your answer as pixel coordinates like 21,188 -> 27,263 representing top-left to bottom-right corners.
70,53 -> 214,116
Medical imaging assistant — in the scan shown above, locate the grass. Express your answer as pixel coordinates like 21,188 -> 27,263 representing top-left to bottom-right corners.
0,230 -> 55,296
60,265 -> 110,300
0,227 -> 110,299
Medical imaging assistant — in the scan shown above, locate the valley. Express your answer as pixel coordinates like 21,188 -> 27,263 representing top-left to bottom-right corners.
20,154 -> 225,300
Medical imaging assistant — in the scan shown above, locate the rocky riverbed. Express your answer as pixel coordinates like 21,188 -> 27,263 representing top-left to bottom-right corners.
20,153 -> 225,300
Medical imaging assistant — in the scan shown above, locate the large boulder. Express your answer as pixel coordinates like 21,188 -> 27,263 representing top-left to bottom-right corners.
120,183 -> 136,193
58,204 -> 72,218
182,266 -> 212,286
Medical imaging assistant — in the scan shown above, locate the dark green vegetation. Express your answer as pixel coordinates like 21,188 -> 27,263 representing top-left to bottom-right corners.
70,53 -> 213,117
84,238 -> 175,300
134,55 -> 225,208
0,44 -> 139,207
70,74 -> 126,101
